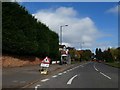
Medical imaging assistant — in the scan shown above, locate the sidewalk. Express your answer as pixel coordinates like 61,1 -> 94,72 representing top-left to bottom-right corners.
2,62 -> 82,88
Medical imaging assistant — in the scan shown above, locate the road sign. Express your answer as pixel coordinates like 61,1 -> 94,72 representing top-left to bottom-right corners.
40,57 -> 51,74
41,57 -> 51,64
40,63 -> 49,67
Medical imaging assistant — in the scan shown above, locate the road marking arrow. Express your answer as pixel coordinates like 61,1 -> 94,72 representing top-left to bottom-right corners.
67,75 -> 78,85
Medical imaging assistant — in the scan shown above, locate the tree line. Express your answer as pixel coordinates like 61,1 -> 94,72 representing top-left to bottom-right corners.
95,47 -> 120,62
2,2 -> 60,60
68,47 -> 93,61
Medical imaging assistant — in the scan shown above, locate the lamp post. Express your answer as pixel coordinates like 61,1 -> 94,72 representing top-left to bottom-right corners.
59,25 -> 68,65
60,25 -> 68,45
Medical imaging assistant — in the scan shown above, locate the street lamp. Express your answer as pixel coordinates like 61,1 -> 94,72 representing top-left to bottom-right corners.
59,25 -> 68,65
60,25 -> 68,45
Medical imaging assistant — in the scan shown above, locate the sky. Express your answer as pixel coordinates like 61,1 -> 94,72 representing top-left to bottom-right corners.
18,2 -> 118,52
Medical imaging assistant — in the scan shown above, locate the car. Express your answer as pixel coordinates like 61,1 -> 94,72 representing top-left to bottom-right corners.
98,60 -> 102,63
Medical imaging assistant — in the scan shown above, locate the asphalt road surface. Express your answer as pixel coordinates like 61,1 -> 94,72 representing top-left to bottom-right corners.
2,63 -> 78,88
29,61 -> 118,89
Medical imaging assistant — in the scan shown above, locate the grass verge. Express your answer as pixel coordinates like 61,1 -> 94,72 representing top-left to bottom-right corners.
105,62 -> 120,68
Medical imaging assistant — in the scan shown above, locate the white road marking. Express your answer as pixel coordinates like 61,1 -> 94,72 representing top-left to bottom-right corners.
41,78 -> 50,82
94,65 -> 99,71
100,72 -> 111,79
67,70 -> 70,72
67,75 -> 78,85
58,73 -> 63,75
52,75 -> 58,78
35,85 -> 41,90
80,65 -> 84,67
63,71 -> 67,73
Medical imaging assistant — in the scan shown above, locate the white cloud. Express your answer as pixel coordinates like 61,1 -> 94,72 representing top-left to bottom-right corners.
107,6 -> 118,14
33,7 -> 104,49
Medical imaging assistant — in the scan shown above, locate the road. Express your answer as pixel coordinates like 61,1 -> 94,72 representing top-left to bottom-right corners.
2,63 -> 78,88
28,61 -> 119,89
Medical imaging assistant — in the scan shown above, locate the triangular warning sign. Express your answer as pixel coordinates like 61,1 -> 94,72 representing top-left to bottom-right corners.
41,57 -> 50,64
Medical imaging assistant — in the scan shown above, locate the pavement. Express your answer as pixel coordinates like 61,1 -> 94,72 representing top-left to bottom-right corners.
2,61 -> 82,89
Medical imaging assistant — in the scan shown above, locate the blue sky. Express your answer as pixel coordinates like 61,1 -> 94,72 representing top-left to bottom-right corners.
19,2 -> 118,52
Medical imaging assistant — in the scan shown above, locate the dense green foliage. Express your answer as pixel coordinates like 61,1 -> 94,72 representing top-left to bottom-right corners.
95,48 -> 103,60
110,47 -> 120,62
102,48 -> 113,62
95,47 -> 120,62
2,2 -> 59,59
81,49 -> 92,61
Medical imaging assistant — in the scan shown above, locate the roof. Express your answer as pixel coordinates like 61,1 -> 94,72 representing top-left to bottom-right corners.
66,47 -> 75,50
59,45 -> 66,48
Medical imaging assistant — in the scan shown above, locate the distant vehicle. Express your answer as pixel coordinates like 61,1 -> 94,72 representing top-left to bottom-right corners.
98,60 -> 102,63
92,59 -> 96,62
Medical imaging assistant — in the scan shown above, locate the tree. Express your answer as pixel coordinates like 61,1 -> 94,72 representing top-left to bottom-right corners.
95,48 -> 103,61
117,47 -> 120,61
81,49 -> 92,61
95,48 -> 99,60
110,48 -> 118,61
103,48 -> 113,62
98,48 -> 103,60
110,47 -> 120,62
69,48 -> 76,60
2,2 -> 59,60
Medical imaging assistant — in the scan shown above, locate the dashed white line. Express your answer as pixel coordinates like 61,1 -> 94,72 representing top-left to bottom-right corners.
58,73 -> 63,75
52,75 -> 58,78
35,85 -> 41,90
80,65 -> 84,67
67,70 -> 70,72
93,63 -> 111,80
100,72 -> 111,80
63,71 -> 67,73
67,75 -> 78,85
41,78 -> 50,82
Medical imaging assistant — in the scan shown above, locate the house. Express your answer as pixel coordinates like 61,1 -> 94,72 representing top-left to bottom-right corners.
59,45 -> 71,64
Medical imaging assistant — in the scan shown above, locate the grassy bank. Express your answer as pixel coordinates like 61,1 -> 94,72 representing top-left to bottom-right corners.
106,62 -> 120,68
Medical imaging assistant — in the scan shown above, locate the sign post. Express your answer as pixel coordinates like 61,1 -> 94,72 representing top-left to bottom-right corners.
40,57 -> 50,75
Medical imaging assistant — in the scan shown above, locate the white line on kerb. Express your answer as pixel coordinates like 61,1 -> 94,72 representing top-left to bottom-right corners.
100,72 -> 111,80
41,78 -> 49,82
35,85 -> 41,90
67,75 -> 78,85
